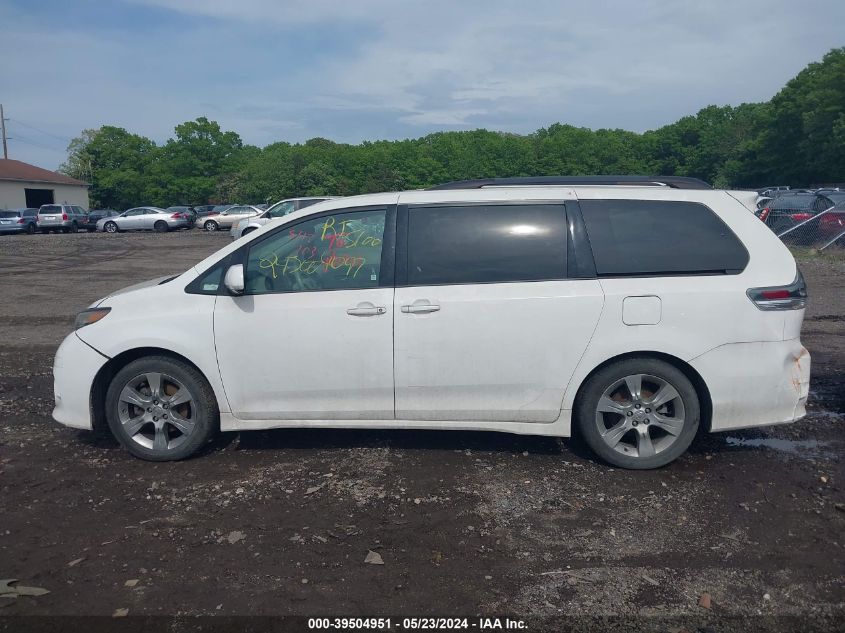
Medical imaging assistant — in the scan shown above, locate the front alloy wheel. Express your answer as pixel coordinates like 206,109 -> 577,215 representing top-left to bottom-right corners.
204,220 -> 219,232
106,356 -> 218,460
576,358 -> 700,469
104,221 -> 118,233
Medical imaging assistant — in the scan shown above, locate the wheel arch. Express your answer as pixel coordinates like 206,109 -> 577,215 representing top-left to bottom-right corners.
569,351 -> 713,437
89,346 -> 219,435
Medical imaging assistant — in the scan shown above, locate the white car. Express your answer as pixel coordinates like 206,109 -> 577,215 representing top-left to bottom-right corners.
230,197 -> 337,240
53,176 -> 810,468
197,205 -> 263,232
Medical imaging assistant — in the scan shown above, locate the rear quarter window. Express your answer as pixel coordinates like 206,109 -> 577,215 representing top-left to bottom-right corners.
580,199 -> 749,276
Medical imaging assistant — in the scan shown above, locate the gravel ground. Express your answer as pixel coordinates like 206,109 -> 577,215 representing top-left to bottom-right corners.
0,231 -> 842,632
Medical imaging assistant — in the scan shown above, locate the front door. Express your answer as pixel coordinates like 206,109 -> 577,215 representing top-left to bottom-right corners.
393,201 -> 604,422
214,205 -> 395,420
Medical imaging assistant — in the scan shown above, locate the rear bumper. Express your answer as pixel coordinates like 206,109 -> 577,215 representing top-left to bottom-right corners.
52,332 -> 109,430
0,225 -> 26,234
690,339 -> 810,432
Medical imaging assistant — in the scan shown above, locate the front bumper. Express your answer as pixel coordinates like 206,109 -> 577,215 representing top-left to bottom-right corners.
690,338 -> 810,432
52,332 -> 109,430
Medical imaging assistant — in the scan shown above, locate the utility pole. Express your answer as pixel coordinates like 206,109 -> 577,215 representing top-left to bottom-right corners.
0,104 -> 7,159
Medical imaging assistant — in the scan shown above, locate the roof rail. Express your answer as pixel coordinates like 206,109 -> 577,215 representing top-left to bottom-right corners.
428,175 -> 712,190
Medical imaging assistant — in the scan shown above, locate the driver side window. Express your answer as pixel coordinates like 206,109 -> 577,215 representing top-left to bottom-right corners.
245,208 -> 386,294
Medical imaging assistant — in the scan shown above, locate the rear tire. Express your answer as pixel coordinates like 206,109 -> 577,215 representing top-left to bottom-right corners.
70,222 -> 78,233
154,220 -> 169,233
575,358 -> 700,469
105,356 -> 219,461
26,223 -> 36,234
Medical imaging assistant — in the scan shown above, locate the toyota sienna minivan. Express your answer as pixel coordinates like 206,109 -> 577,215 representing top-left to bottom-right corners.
52,176 -> 810,469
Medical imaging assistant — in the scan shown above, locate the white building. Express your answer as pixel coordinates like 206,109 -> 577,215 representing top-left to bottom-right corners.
0,159 -> 90,210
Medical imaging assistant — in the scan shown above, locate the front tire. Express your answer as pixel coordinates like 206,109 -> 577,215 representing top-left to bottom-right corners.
241,227 -> 256,237
104,221 -> 119,233
204,220 -> 219,232
105,356 -> 219,461
575,358 -> 700,469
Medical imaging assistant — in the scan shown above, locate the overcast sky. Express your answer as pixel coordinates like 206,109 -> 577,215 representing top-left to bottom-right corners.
1,0 -> 843,169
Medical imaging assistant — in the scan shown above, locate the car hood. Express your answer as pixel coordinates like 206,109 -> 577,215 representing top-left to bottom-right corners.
90,275 -> 178,307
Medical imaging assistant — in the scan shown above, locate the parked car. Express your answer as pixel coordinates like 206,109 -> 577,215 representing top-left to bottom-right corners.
230,197 -> 336,239
758,192 -> 834,234
193,205 -> 217,218
0,208 -> 39,234
97,207 -> 190,233
167,206 -> 197,228
53,175 -> 810,469
816,200 -> 845,241
81,210 -> 121,232
36,204 -> 89,233
197,204 -> 263,232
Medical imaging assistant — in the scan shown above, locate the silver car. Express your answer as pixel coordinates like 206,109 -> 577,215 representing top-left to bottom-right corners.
36,204 -> 89,233
230,197 -> 336,239
97,207 -> 190,233
197,205 -> 263,232
0,208 -> 39,235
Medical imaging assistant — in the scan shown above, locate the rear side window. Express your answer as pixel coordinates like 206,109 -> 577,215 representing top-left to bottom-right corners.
580,200 -> 748,276
406,204 -> 567,285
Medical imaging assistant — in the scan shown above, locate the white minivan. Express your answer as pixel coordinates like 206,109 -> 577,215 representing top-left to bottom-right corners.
52,176 -> 811,469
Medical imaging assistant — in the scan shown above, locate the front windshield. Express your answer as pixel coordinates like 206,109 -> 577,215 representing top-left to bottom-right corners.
265,201 -> 296,219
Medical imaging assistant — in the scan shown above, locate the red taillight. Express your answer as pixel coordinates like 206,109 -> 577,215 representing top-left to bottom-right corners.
17,217 -> 25,224
62,213 -> 68,220
789,213 -> 813,222
759,208 -> 770,222
170,213 -> 182,219
747,272 -> 807,311
761,289 -> 791,300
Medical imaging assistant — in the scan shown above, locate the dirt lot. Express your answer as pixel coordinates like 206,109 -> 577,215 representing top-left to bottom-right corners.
0,231 -> 843,632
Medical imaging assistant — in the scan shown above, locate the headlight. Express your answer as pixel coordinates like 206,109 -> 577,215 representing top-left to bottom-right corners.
75,307 -> 111,329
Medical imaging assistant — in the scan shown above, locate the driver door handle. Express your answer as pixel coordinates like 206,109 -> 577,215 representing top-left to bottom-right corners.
347,304 -> 386,317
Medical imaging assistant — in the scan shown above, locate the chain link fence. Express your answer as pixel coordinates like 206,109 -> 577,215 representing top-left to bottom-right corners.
760,205 -> 845,251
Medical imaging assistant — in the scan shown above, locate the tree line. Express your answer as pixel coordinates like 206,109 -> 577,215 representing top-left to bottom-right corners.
61,48 -> 845,210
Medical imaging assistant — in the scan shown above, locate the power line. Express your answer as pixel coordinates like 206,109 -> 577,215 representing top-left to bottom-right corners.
10,118 -> 73,144
11,132 -> 61,152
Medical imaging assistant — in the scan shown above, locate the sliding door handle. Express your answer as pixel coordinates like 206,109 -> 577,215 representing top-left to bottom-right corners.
401,303 -> 441,314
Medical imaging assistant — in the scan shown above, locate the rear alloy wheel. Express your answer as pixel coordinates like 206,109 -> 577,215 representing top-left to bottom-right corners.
576,358 -> 699,469
104,221 -> 119,233
154,220 -> 169,233
204,220 -> 219,232
105,356 -> 218,461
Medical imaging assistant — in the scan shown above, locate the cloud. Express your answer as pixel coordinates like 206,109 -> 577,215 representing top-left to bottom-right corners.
2,0 -> 844,169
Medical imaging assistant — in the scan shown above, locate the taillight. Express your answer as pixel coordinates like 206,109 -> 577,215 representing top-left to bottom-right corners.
17,217 -> 25,224
747,271 -> 807,311
171,213 -> 182,219
759,208 -> 770,222
789,213 -> 813,222
62,213 -> 68,220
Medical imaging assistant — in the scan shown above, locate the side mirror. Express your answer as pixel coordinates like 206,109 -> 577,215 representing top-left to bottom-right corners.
223,264 -> 245,295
